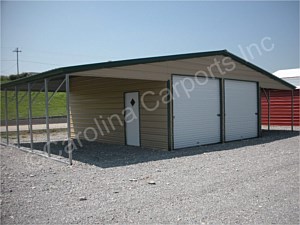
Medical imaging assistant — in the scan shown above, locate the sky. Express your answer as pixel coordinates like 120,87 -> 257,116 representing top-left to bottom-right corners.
1,1 -> 299,76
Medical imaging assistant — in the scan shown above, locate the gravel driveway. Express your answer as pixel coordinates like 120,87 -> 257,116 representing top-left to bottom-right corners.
1,130 -> 299,224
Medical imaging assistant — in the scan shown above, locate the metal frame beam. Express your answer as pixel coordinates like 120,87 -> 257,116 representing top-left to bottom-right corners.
18,91 -> 28,105
28,83 -> 33,150
10,91 -> 16,101
268,89 -> 270,131
257,83 -> 262,137
66,74 -> 72,165
45,78 -> 50,156
291,90 -> 294,131
15,86 -> 20,147
220,78 -> 225,143
262,88 -> 271,131
48,78 -> 66,103
31,84 -> 45,104
5,89 -> 9,145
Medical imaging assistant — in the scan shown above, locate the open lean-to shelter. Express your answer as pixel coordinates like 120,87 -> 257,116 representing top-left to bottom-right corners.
261,68 -> 299,127
1,50 -> 296,164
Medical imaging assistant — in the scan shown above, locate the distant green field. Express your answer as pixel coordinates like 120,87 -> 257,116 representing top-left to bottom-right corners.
0,90 -> 66,120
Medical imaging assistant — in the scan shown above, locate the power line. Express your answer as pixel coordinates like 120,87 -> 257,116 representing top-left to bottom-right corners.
20,59 -> 61,66
1,63 -> 17,74
1,59 -> 61,66
12,47 -> 22,75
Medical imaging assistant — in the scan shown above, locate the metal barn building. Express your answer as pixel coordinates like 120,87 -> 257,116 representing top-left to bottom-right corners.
1,50 -> 296,164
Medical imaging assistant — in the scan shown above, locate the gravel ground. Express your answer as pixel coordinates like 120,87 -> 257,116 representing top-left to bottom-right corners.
0,130 -> 299,224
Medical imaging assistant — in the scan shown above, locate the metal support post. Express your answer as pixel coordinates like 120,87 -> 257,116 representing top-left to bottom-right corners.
28,83 -> 33,150
268,89 -> 270,131
257,84 -> 262,137
220,79 -> 225,143
45,78 -> 50,156
66,74 -> 72,165
291,90 -> 294,131
15,86 -> 20,147
5,89 -> 9,145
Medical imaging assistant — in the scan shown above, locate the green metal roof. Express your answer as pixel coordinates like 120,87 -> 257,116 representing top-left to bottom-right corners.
1,50 -> 296,90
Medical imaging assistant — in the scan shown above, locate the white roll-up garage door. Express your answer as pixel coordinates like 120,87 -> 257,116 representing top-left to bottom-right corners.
173,75 -> 221,149
224,80 -> 258,141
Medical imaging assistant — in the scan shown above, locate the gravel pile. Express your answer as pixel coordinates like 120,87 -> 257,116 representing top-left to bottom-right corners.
1,130 -> 299,224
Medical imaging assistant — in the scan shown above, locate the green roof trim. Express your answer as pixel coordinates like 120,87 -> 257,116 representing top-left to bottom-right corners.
1,50 -> 295,89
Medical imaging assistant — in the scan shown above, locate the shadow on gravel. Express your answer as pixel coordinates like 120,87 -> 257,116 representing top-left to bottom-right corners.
20,130 -> 299,168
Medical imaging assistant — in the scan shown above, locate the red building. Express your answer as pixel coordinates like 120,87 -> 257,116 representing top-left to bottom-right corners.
261,69 -> 300,127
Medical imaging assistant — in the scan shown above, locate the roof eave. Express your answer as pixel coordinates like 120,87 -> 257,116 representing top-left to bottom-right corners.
222,51 -> 296,90
1,50 -> 227,89
1,49 -> 296,90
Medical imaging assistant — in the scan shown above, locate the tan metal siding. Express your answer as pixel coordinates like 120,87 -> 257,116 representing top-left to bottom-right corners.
70,77 -> 168,150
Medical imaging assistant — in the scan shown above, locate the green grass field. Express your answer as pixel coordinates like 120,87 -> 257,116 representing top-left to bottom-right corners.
0,91 -> 66,120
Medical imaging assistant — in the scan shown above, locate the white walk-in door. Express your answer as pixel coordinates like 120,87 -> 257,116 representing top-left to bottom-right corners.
173,75 -> 221,149
224,80 -> 258,141
124,92 -> 140,146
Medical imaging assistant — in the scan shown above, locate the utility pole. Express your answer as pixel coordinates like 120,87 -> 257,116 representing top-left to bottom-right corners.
13,47 -> 22,75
